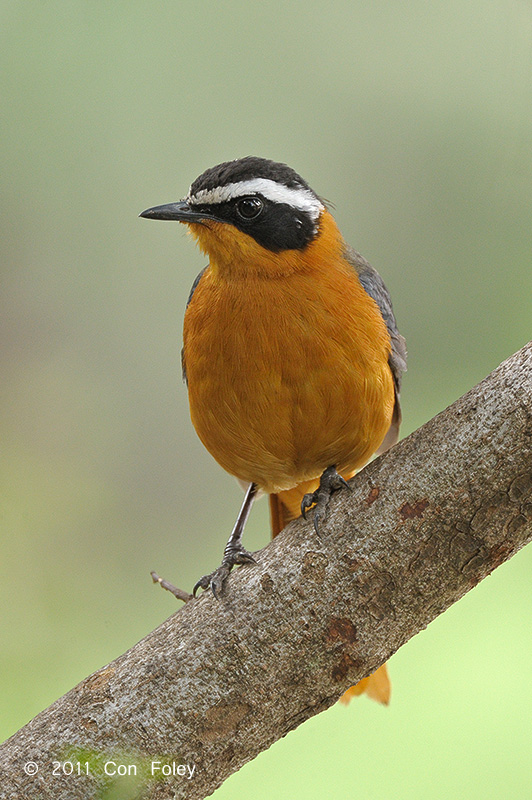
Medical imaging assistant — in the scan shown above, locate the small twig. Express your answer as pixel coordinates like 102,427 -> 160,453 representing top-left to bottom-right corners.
150,571 -> 193,603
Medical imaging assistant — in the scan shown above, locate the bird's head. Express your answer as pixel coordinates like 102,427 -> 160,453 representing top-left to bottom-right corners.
140,157 -> 343,277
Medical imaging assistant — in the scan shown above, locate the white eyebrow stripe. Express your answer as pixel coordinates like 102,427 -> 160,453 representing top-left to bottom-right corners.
187,178 -> 324,220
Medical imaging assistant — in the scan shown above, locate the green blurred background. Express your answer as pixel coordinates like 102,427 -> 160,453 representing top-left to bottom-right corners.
1,1 -> 532,797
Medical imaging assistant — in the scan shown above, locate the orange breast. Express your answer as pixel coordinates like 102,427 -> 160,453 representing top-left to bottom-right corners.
182,214 -> 394,494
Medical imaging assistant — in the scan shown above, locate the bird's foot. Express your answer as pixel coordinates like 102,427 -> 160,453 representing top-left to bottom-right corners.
193,543 -> 256,599
301,465 -> 351,534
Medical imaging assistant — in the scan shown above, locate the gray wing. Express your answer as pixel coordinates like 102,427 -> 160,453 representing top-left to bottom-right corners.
344,245 -> 407,452
181,266 -> 208,383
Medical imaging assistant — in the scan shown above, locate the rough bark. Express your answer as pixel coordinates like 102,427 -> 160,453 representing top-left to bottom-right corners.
1,342 -> 532,800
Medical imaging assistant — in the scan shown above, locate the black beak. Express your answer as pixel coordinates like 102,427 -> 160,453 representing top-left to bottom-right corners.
139,200 -> 215,223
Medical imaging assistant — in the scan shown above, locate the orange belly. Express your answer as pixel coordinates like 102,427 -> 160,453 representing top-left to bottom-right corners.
183,260 -> 394,494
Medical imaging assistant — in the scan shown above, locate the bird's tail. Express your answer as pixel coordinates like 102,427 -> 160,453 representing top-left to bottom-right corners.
269,479 -> 390,707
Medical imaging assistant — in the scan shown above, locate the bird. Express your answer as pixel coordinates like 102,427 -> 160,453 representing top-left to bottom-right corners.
140,156 -> 406,705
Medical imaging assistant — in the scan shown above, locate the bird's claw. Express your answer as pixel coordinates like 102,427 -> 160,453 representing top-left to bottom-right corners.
193,565 -> 232,599
301,492 -> 316,519
300,466 -> 351,534
193,546 -> 256,599
193,573 -> 215,596
227,546 -> 257,566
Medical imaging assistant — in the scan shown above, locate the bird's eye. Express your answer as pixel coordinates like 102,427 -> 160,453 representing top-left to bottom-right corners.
235,196 -> 264,220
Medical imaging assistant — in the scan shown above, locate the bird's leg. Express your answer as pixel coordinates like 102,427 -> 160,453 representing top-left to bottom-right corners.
193,482 -> 258,598
300,465 -> 351,535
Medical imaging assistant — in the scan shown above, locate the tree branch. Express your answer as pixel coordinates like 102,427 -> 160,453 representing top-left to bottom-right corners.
2,343 -> 532,800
